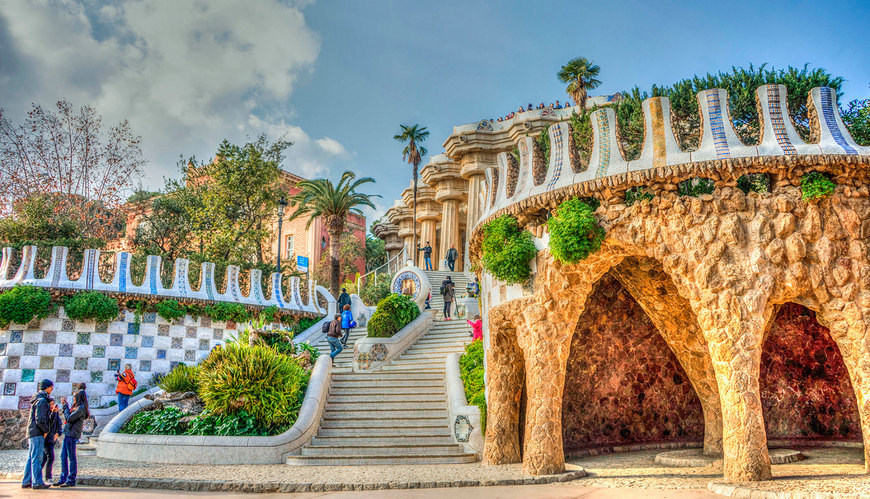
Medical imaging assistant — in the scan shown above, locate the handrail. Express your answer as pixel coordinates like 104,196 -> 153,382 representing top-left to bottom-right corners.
356,246 -> 406,292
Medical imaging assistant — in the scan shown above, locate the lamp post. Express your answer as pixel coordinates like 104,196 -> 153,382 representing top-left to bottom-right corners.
276,196 -> 288,273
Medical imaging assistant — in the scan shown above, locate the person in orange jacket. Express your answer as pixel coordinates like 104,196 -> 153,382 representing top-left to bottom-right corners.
114,364 -> 137,412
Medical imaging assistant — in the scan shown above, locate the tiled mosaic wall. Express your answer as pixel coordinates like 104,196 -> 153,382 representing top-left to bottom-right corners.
0,307 -> 237,410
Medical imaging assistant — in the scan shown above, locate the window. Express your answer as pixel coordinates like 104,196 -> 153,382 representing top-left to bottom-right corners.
285,235 -> 294,258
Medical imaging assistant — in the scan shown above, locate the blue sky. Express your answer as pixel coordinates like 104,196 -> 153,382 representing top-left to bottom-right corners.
1,0 -> 868,222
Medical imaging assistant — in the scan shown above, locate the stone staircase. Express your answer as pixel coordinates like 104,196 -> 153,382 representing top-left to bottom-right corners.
425,270 -> 471,320
289,273 -> 474,465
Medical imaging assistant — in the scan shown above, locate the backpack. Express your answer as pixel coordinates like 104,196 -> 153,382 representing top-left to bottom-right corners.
127,376 -> 138,391
440,282 -> 448,295
321,321 -> 331,334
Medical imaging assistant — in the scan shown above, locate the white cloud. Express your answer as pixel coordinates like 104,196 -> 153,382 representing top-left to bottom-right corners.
0,0 -> 341,185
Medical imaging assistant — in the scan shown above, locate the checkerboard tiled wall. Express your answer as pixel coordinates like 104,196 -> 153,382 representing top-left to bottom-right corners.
0,308 -> 237,409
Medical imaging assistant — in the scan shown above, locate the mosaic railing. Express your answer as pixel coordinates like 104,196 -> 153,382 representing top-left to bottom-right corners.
478,85 -> 869,228
0,246 -> 329,314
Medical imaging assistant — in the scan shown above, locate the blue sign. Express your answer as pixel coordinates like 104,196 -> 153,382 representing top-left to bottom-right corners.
296,255 -> 309,272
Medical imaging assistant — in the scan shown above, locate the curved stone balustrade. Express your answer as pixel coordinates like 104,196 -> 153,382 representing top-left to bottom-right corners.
0,246 -> 329,315
475,86 -> 870,231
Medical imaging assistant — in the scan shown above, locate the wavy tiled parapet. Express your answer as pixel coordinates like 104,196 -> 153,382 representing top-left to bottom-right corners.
0,245 -> 329,314
477,86 -> 868,229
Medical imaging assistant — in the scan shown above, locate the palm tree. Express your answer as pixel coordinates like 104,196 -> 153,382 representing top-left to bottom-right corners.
393,124 -> 429,258
286,171 -> 379,298
557,57 -> 602,112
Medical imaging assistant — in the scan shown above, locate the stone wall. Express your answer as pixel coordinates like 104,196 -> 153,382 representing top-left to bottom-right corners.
0,409 -> 27,450
561,275 -> 705,453
761,303 -> 862,440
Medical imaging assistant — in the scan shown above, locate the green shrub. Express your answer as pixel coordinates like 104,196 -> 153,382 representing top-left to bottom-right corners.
569,110 -> 594,165
0,285 -> 53,328
120,407 -> 186,435
185,303 -> 205,318
294,341 -> 320,362
64,291 -> 119,322
185,409 -> 275,436
459,339 -> 486,434
158,364 -> 199,393
258,306 -> 279,324
547,198 -> 605,264
155,299 -> 186,321
537,126 -> 551,166
480,215 -> 537,285
360,278 -> 391,306
677,177 -> 715,197
625,186 -> 654,206
204,302 -> 250,323
737,173 -> 770,194
254,329 -> 296,356
197,342 -> 309,428
367,293 -> 420,338
801,171 -> 835,202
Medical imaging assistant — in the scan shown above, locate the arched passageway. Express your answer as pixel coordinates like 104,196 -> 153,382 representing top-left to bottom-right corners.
562,274 -> 706,454
761,303 -> 862,441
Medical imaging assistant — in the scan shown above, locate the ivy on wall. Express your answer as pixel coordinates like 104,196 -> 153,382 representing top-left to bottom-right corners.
801,172 -> 836,202
547,198 -> 605,264
480,215 -> 537,285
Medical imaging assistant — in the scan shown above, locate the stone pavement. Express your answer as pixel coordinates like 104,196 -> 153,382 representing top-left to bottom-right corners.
0,446 -> 865,497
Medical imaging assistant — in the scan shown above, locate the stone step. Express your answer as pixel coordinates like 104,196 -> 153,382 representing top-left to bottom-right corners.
382,361 -> 446,370
331,372 -> 442,381
328,386 -> 445,396
301,444 -> 466,457
327,394 -> 446,404
321,409 -> 448,419
380,366 -> 444,373
287,453 -> 477,465
317,427 -> 451,437
326,401 -> 445,411
319,418 -> 448,429
311,435 -> 455,446
400,349 -> 465,358
330,380 -> 444,389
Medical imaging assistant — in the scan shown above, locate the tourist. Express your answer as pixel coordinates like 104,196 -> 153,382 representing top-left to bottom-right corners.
56,386 -> 88,488
538,102 -> 545,109
445,244 -> 458,272
467,276 -> 480,298
340,304 -> 356,348
555,100 -> 562,109
565,100 -> 573,107
114,364 -> 137,412
41,398 -> 61,483
467,315 -> 483,341
326,314 -> 343,359
417,241 -> 433,270
21,379 -> 53,489
440,276 -> 455,321
527,103 -> 533,111
337,288 -> 351,312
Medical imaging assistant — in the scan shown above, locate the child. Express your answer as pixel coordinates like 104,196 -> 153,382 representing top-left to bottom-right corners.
467,315 -> 483,342
340,304 -> 356,348
56,385 -> 89,488
41,399 -> 61,483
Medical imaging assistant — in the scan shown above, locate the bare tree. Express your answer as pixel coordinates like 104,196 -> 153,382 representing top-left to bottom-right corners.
0,100 -> 145,240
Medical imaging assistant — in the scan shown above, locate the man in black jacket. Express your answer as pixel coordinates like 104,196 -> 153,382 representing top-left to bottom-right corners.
337,288 -> 351,312
445,244 -> 458,272
22,379 -> 53,489
417,242 -> 433,270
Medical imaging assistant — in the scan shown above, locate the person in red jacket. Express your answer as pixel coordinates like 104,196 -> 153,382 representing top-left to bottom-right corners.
114,365 -> 137,412
467,315 -> 483,342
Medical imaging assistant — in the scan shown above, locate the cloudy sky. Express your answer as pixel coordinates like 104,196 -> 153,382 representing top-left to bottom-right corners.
1,0 -> 868,222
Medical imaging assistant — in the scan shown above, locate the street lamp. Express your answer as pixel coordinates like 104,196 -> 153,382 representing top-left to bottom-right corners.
276,196 -> 288,273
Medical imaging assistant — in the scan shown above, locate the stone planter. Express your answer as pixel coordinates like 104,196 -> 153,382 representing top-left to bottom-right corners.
95,354 -> 331,464
445,353 -> 483,456
353,314 -> 433,372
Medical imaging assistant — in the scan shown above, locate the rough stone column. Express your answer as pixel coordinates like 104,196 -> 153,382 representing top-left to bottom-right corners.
459,152 -> 491,234
404,184 -> 439,268
818,299 -> 870,473
482,305 -> 524,465
611,258 -> 723,454
693,291 -> 774,481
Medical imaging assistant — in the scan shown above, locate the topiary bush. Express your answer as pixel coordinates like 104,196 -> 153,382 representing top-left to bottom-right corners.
547,198 -> 605,264
64,291 -> 119,322
459,339 -> 486,434
204,302 -> 250,323
155,299 -> 186,321
625,186 -> 654,207
801,171 -> 836,202
367,293 -> 420,338
0,285 -> 53,328
196,342 -> 309,428
480,215 -> 537,285
158,363 -> 199,393
360,278 -> 391,306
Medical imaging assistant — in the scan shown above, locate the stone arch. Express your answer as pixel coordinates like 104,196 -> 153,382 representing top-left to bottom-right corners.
561,272 -> 708,454
759,302 -> 861,442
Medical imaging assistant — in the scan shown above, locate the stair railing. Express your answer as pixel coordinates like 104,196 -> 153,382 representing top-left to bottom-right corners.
356,246 -> 407,297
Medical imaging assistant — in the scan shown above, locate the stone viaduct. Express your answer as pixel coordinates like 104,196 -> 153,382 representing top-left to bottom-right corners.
374,85 -> 870,482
